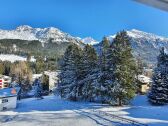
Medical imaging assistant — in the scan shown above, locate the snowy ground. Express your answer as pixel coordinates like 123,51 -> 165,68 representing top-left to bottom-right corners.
0,95 -> 168,126
0,54 -> 36,62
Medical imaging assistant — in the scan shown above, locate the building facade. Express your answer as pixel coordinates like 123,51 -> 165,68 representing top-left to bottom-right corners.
0,75 -> 12,89
0,87 -> 20,111
44,71 -> 60,91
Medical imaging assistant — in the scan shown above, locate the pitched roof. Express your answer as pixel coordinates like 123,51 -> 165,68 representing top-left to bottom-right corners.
138,75 -> 152,84
0,87 -> 20,98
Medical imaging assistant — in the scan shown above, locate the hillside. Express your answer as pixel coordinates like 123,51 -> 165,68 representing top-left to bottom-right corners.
0,39 -> 72,59
95,29 -> 168,65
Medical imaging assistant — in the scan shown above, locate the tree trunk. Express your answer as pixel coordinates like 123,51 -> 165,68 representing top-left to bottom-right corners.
119,97 -> 122,106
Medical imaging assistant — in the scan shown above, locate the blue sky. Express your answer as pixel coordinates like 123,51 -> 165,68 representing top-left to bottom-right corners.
0,0 -> 168,40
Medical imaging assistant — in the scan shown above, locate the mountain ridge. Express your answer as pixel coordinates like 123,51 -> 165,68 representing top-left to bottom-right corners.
0,25 -> 79,44
95,29 -> 168,65
0,25 -> 98,45
1,25 -> 168,65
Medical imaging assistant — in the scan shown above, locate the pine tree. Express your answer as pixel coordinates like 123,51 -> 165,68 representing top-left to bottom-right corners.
58,33 -> 137,105
81,44 -> 98,101
111,31 -> 137,105
41,73 -> 49,91
148,47 -> 168,105
58,44 -> 76,99
35,57 -> 45,74
35,79 -> 43,99
69,44 -> 83,100
58,44 -> 83,101
98,37 -> 114,103
136,54 -> 144,75
0,62 -> 5,75
135,54 -> 144,93
100,37 -> 111,72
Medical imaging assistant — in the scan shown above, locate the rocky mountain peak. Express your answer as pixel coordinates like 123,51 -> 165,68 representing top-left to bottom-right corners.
16,25 -> 33,31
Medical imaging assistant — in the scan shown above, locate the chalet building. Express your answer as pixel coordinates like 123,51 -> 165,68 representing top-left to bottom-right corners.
137,75 -> 152,94
32,74 -> 43,82
44,71 -> 60,91
0,75 -> 12,89
32,71 -> 60,91
0,87 -> 20,111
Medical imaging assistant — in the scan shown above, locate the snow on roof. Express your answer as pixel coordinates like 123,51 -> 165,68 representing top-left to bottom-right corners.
0,87 -> 20,98
138,75 -> 152,84
32,74 -> 43,79
0,75 -> 11,79
44,71 -> 60,76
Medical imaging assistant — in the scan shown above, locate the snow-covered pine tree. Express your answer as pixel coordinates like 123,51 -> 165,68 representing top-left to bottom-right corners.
81,44 -> 98,101
58,44 -> 77,99
134,54 -> 144,94
35,79 -> 43,99
70,44 -> 83,100
136,54 -> 144,75
111,31 -> 137,106
148,47 -> 168,105
97,37 -> 114,103
99,37 -> 112,72
58,44 -> 83,101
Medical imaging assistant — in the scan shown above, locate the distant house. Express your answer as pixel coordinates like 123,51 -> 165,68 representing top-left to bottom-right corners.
0,87 -> 20,111
137,75 -> 152,94
32,74 -> 43,82
44,71 -> 60,91
32,71 -> 60,91
0,75 -> 12,89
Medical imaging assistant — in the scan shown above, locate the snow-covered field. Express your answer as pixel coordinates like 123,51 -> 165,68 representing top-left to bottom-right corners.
0,95 -> 168,126
0,54 -> 27,63
0,54 -> 36,62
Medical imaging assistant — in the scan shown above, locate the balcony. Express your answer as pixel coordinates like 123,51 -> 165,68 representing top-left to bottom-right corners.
135,0 -> 168,12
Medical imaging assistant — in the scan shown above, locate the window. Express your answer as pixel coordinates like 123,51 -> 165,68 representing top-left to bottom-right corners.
2,99 -> 8,103
3,107 -> 7,110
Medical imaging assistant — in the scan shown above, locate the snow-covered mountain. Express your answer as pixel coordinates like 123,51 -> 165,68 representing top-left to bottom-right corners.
127,29 -> 168,50
0,25 -> 100,46
95,29 -> 168,65
0,25 -> 79,44
108,29 -> 168,45
77,37 -> 98,45
127,29 -> 168,64
1,26 -> 168,65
